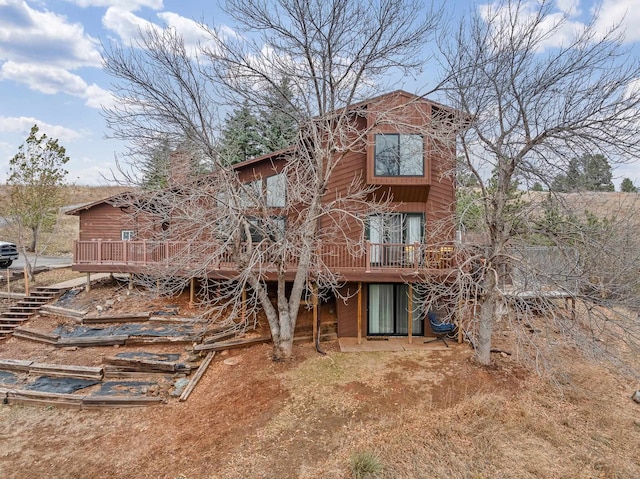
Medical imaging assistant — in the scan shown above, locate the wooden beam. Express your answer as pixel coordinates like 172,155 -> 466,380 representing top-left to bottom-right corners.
357,282 -> 362,345
179,351 -> 215,402
457,299 -> 464,344
189,277 -> 196,307
241,286 -> 246,324
408,285 -> 413,344
85,272 -> 91,292
24,266 -> 30,296
312,283 -> 318,346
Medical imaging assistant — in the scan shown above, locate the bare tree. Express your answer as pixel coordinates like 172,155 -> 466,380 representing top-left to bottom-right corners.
432,0 -> 640,366
7,125 -> 69,279
103,0 -> 441,360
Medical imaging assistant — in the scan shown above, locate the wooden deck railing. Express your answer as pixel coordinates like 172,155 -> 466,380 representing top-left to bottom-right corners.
73,240 -> 456,272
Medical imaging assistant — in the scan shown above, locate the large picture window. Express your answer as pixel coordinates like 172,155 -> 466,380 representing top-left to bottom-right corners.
368,284 -> 423,335
374,134 -> 424,176
266,173 -> 286,207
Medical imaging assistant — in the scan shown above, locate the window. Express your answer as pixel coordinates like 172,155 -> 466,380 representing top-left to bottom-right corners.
368,213 -> 423,266
121,230 -> 134,241
240,180 -> 263,207
368,213 -> 423,244
374,134 -> 424,176
244,216 -> 286,242
266,173 -> 286,207
368,284 -> 423,335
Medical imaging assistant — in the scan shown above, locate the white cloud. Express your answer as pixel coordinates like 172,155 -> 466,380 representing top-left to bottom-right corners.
102,6 -> 160,44
594,0 -> 640,43
556,0 -> 580,16
0,117 -> 85,142
157,11 -> 210,50
65,0 -> 163,10
103,7 -> 226,56
0,0 -> 102,68
0,61 -> 116,109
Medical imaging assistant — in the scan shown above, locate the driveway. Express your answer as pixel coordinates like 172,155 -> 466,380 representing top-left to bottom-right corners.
6,254 -> 72,271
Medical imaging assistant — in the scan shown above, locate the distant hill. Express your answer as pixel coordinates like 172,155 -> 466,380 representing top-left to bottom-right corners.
0,185 -> 132,255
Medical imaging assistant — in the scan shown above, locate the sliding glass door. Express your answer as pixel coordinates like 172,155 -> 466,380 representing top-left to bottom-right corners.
368,284 -> 423,336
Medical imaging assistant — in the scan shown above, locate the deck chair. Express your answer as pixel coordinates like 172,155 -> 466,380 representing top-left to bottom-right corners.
424,311 -> 457,347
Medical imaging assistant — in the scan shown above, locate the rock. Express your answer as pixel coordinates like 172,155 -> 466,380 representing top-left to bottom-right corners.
632,390 -> 640,404
105,299 -> 115,307
500,352 -> 508,358
96,305 -> 104,312
220,350 -> 229,356
223,357 -> 242,366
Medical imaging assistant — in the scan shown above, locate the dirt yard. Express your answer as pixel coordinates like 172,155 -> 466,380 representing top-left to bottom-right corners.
0,274 -> 639,478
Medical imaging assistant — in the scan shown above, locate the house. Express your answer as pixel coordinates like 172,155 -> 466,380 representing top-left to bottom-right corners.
68,91 -> 458,341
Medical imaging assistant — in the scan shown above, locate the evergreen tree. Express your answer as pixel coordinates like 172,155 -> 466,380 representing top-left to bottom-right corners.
620,177 -> 637,193
551,153 -> 614,192
140,137 -> 171,190
217,101 -> 264,165
257,79 -> 298,153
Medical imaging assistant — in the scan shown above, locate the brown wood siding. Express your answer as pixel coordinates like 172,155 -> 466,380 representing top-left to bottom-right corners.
235,157 -> 285,182
337,282 -> 367,337
78,203 -> 136,241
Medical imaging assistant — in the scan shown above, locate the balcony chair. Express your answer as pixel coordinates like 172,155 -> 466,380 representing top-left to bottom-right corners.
424,311 -> 457,347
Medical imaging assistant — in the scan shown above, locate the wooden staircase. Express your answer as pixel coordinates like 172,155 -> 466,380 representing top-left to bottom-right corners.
0,287 -> 64,339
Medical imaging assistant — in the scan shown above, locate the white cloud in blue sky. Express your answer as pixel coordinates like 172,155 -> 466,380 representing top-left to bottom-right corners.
0,0 -> 638,186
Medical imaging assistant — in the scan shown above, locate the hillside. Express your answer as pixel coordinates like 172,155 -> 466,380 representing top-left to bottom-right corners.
0,185 -> 130,255
1,333 -> 638,478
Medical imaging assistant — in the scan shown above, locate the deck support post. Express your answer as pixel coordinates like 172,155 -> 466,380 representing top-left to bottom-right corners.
312,283 -> 318,346
128,273 -> 133,292
457,299 -> 464,344
23,266 -> 29,297
6,268 -> 10,295
241,286 -> 246,324
189,277 -> 196,307
408,285 -> 413,344
85,272 -> 91,292
357,282 -> 362,345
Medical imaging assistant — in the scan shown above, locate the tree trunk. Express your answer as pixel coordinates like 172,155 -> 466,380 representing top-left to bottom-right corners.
29,226 -> 37,253
272,310 -> 294,361
476,272 -> 497,365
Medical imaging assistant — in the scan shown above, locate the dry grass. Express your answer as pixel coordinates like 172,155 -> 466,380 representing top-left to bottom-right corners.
2,267 -> 85,294
0,185 -> 130,256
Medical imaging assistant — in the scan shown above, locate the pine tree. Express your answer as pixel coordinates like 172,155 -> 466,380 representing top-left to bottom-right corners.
551,154 -> 614,192
620,177 -> 637,193
217,101 -> 264,165
257,79 -> 298,153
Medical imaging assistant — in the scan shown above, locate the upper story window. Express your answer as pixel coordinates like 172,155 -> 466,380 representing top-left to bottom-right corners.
240,179 -> 263,207
121,230 -> 135,241
374,134 -> 424,176
266,173 -> 286,207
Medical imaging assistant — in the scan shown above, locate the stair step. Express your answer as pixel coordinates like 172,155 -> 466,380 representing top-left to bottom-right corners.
2,312 -> 35,317
0,317 -> 31,323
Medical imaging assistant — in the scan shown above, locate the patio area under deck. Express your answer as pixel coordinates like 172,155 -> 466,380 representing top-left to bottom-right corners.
338,336 -> 460,352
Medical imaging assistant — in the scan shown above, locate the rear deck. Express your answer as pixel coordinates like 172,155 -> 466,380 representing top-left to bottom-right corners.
72,240 -> 458,282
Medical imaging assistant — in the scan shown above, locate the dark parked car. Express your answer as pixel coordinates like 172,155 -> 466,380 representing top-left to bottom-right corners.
0,241 -> 19,268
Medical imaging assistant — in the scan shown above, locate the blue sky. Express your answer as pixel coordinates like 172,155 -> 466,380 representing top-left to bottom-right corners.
0,0 -> 639,186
